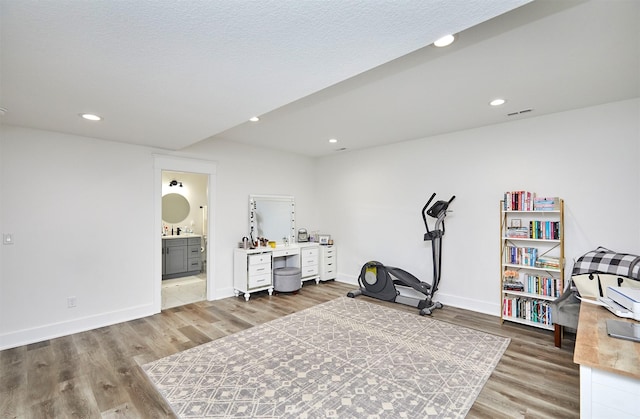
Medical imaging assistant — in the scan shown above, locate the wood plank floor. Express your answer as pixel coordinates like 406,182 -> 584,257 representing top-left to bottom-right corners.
0,281 -> 579,418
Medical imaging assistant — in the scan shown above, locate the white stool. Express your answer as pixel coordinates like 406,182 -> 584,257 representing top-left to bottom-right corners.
273,267 -> 301,293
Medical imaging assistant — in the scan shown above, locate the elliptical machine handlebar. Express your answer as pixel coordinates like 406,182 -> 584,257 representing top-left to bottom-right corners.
423,194 -> 455,241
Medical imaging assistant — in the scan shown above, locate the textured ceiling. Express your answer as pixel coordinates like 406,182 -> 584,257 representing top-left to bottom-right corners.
207,0 -> 640,156
0,0 -> 529,150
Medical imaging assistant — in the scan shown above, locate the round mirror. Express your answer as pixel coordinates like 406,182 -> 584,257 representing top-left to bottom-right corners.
162,193 -> 190,223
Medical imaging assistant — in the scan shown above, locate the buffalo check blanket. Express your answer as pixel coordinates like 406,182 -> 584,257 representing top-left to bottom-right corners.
572,247 -> 640,280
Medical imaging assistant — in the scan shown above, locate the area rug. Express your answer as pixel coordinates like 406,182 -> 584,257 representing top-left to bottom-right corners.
142,297 -> 510,418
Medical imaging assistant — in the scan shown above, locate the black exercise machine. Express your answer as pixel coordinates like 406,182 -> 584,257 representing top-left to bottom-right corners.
347,193 -> 455,315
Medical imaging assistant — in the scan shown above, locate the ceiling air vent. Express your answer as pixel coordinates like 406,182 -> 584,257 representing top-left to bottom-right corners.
507,108 -> 533,117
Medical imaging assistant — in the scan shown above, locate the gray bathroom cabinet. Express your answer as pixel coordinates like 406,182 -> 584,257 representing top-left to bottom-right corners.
162,236 -> 202,279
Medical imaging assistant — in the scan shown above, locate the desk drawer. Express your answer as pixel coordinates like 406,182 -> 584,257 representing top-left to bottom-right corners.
323,254 -> 335,265
302,265 -> 319,277
273,248 -> 299,258
322,264 -> 336,279
249,253 -> 271,265
248,273 -> 271,289
249,263 -> 271,277
302,248 -> 318,258
322,246 -> 335,256
302,255 -> 318,267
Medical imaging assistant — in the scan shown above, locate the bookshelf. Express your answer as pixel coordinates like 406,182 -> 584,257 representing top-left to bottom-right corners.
500,192 -> 564,330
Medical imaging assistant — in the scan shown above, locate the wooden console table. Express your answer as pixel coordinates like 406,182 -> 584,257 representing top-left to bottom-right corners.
574,302 -> 640,418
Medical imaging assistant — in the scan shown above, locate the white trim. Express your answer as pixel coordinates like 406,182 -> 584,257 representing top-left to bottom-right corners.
153,154 -> 217,312
0,304 -> 154,351
213,287 -> 236,300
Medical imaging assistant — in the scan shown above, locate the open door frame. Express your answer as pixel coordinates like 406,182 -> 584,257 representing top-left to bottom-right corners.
153,154 -> 217,314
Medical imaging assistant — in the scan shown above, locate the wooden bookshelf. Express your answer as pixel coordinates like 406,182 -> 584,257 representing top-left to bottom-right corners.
500,192 -> 565,330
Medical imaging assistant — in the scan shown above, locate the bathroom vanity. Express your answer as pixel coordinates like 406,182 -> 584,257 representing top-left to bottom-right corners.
161,188 -> 204,280
162,235 -> 202,279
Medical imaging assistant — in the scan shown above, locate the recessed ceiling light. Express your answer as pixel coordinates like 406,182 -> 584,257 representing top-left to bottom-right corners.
249,116 -> 260,122
80,113 -> 102,121
329,138 -> 338,143
490,98 -> 506,106
433,34 -> 455,47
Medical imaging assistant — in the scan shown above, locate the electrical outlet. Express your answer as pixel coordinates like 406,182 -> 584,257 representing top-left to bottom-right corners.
67,296 -> 77,308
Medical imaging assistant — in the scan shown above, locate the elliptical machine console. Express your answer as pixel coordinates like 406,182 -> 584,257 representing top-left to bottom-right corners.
347,193 -> 455,315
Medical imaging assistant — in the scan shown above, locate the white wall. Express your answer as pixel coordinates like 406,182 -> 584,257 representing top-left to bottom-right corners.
1,99 -> 637,349
0,126 -> 158,348
0,128 -> 316,349
316,99 -> 640,315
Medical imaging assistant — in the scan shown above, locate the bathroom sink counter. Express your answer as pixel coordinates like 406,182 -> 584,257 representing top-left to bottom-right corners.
162,234 -> 202,239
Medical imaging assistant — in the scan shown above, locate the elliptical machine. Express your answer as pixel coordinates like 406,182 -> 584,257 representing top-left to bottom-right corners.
347,193 -> 455,315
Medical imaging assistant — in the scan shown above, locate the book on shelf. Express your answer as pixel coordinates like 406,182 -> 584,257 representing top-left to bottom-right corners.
529,221 -> 560,240
505,245 -> 538,266
502,269 -> 521,290
503,281 -> 525,292
503,190 -> 535,211
506,222 -> 560,240
506,227 -> 530,238
524,274 -> 561,297
503,192 -> 561,211
502,272 -> 560,297
535,256 -> 560,270
502,295 -> 552,325
533,196 -> 560,211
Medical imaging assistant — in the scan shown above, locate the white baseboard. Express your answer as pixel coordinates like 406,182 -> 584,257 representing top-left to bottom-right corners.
0,304 -> 156,351
435,293 -> 500,317
211,286 -> 236,300
1,279 -> 500,351
336,274 -> 358,286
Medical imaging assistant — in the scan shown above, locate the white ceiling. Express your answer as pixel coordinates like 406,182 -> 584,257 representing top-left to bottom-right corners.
1,1 -> 638,157
0,0 -> 528,150
212,0 -> 640,157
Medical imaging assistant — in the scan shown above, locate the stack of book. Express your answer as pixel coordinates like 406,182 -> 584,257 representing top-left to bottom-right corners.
506,227 -> 530,238
534,196 -> 560,211
503,281 -> 525,291
535,256 -> 560,270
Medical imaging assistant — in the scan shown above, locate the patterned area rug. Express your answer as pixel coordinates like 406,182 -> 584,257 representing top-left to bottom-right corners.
142,297 -> 510,418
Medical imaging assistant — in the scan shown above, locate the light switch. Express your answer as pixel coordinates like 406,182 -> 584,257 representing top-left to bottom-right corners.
3,233 -> 14,245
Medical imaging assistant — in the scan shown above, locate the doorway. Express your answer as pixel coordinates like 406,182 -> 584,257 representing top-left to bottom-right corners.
153,154 -> 217,313
161,170 -> 208,309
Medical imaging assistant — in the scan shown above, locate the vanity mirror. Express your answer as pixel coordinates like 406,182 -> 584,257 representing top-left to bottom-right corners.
162,193 -> 190,224
249,195 -> 295,245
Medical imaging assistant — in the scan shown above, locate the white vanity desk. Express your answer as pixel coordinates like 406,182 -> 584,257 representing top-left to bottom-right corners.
233,243 -> 323,301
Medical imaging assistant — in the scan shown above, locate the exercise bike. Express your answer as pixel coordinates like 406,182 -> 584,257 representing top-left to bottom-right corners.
347,193 -> 455,315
